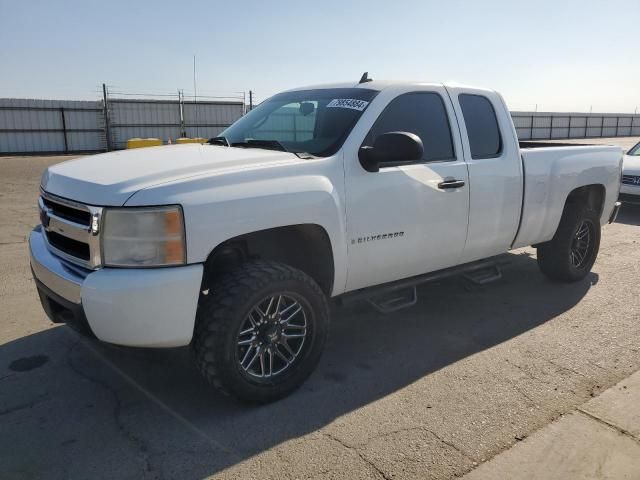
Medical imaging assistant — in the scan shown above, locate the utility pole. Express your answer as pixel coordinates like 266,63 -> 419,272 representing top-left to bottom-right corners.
102,83 -> 112,152
249,90 -> 253,111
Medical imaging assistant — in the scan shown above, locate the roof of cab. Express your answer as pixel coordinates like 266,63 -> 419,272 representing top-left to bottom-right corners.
282,80 -> 496,95
283,80 -> 443,93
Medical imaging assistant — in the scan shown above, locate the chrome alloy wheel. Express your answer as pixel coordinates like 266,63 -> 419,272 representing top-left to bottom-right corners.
570,220 -> 593,268
236,294 -> 308,379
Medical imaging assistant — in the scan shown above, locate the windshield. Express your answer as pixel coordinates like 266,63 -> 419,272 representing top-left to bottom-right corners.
628,141 -> 640,156
218,88 -> 379,157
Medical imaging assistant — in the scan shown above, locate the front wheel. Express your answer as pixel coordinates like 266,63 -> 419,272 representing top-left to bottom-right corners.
537,206 -> 601,282
193,261 -> 329,403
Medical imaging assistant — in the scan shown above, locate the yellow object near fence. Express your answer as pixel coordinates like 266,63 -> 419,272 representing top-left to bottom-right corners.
176,137 -> 208,144
126,138 -> 163,149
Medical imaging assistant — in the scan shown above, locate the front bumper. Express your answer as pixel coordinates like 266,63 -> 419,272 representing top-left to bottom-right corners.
30,227 -> 203,347
619,183 -> 640,203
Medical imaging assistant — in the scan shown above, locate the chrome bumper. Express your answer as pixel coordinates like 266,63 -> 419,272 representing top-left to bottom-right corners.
609,201 -> 622,224
29,226 -> 88,304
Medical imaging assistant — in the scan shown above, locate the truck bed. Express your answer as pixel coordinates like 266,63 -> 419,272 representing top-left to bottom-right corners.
512,145 -> 622,249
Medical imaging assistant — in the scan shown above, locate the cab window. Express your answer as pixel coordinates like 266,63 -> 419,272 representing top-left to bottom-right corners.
459,94 -> 502,159
363,92 -> 455,163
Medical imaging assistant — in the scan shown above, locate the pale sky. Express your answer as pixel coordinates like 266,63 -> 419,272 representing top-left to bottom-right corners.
1,0 -> 639,113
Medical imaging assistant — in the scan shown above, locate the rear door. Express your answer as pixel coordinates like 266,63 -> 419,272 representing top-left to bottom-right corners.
342,85 -> 470,291
445,86 -> 523,263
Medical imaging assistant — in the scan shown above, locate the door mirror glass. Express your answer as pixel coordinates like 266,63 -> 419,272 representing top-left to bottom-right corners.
358,132 -> 424,172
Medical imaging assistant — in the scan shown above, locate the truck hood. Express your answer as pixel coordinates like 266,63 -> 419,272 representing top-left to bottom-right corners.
623,154 -> 640,176
41,144 -> 301,206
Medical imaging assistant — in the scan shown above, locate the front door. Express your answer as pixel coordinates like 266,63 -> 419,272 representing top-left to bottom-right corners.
343,86 -> 470,292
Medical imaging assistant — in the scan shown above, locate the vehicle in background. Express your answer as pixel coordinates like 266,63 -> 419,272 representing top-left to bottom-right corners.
620,140 -> 640,204
30,76 -> 622,403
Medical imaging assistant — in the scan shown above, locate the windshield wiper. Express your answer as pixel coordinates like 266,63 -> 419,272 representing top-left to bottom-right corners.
231,139 -> 288,152
227,139 -> 316,158
208,136 -> 229,146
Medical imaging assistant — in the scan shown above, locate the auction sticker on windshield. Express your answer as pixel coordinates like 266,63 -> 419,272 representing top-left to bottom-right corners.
326,99 -> 369,111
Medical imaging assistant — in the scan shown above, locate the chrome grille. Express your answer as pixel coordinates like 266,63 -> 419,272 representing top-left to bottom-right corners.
38,190 -> 103,269
622,174 -> 640,186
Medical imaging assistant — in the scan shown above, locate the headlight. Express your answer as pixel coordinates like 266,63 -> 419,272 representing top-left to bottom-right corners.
102,206 -> 186,267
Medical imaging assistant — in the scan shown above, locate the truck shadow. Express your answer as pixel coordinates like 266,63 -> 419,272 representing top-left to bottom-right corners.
615,203 -> 640,226
0,251 -> 598,479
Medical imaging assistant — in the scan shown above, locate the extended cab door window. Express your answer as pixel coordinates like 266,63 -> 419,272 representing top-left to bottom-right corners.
447,87 -> 522,264
458,94 -> 502,159
363,92 -> 455,163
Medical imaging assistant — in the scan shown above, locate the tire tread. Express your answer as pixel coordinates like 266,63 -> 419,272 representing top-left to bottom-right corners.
537,205 -> 600,282
193,260 -> 329,402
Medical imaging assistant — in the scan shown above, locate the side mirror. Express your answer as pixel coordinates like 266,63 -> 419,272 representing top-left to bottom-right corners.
358,132 -> 424,172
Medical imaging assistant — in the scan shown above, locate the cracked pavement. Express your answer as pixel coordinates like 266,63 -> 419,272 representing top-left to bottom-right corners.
1,152 -> 640,479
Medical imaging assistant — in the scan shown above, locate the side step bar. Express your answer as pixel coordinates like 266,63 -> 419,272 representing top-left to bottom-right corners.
463,264 -> 502,286
367,286 -> 417,314
338,254 -> 510,313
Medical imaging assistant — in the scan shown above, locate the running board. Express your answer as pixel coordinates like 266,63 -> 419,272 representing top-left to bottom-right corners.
463,265 -> 502,286
367,286 -> 417,314
338,255 -> 510,313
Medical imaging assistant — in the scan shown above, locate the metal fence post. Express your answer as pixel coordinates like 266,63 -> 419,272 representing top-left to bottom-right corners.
529,115 -> 534,140
102,83 -> 112,151
178,89 -> 186,137
59,107 -> 68,153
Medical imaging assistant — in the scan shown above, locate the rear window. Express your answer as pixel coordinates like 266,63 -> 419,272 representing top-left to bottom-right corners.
459,94 -> 502,159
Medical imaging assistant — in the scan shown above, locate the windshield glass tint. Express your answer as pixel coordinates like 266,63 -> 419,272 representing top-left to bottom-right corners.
628,141 -> 640,156
219,88 -> 378,157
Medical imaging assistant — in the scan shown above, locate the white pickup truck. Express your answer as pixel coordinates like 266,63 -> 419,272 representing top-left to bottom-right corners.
30,77 -> 622,403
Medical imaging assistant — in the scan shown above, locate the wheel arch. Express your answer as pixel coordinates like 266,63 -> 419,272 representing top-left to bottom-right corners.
201,224 -> 335,295
562,184 -> 606,217
531,183 -> 605,248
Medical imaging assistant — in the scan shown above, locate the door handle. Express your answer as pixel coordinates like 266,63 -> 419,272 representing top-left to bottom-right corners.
437,179 -> 465,189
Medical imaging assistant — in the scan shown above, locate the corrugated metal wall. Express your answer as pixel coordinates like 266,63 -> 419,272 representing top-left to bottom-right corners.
108,99 -> 244,149
109,99 -> 180,149
511,112 -> 640,140
1,97 -> 639,154
0,99 -> 104,154
249,107 -> 315,142
0,98 -> 245,154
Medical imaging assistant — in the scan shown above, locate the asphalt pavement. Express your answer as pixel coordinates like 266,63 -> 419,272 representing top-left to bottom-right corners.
1,147 -> 640,479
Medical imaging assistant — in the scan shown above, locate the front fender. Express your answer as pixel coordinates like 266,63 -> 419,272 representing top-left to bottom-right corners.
126,171 -> 348,295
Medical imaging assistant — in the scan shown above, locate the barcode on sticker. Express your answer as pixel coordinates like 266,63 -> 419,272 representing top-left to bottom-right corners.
326,99 -> 369,111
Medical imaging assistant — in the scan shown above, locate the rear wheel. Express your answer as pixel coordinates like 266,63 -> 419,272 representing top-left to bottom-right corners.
193,261 -> 329,403
537,205 -> 600,282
